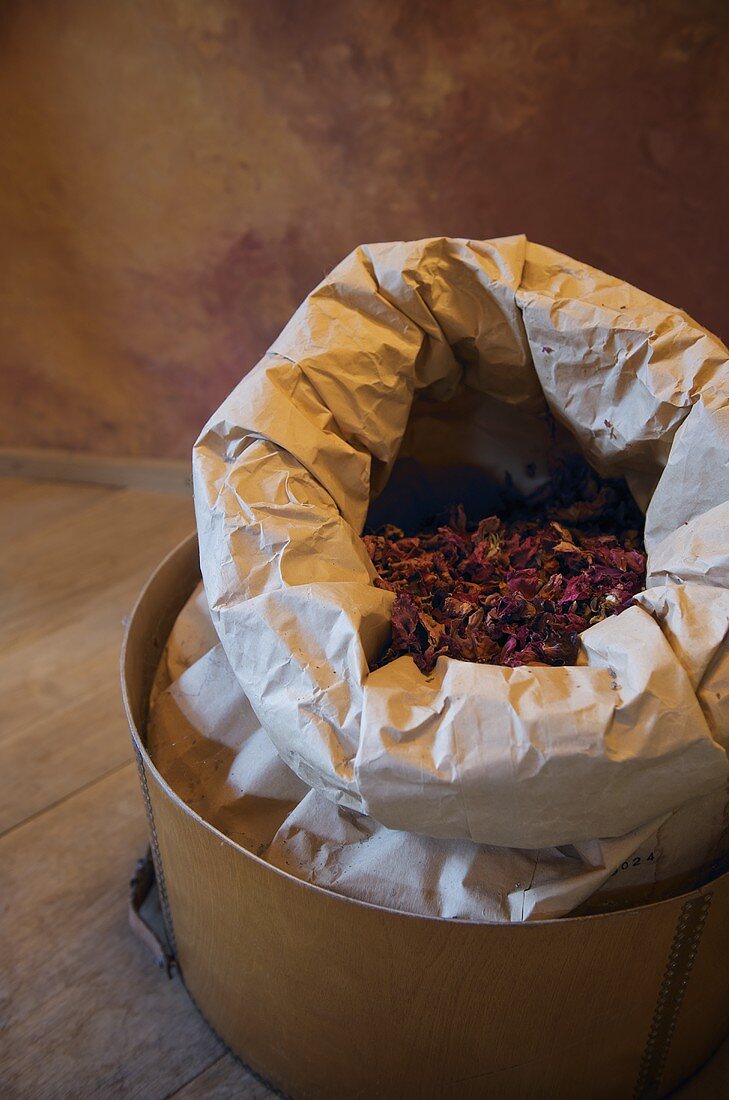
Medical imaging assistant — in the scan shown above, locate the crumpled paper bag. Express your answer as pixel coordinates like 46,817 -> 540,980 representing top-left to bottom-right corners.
147,586 -> 728,921
193,236 -> 729,848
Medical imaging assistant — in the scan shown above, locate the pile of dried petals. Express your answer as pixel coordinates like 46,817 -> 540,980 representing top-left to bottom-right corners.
363,460 -> 646,673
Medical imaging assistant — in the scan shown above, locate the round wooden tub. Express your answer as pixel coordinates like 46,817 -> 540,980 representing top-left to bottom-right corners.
121,532 -> 729,1100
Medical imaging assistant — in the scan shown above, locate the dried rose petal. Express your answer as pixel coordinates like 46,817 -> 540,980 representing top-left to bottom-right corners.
366,458 -> 646,674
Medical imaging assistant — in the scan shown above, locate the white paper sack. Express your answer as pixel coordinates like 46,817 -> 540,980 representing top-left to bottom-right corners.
193,236 -> 729,849
147,588 -> 729,921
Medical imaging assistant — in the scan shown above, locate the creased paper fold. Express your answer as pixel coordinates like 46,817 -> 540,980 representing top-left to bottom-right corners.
193,237 -> 729,847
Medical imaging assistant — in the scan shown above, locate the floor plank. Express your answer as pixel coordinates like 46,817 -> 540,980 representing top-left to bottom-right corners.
166,1054 -> 277,1100
0,477 -> 111,544
0,483 -> 194,647
0,679 -> 132,836
0,480 -> 194,833
0,765 -> 222,1100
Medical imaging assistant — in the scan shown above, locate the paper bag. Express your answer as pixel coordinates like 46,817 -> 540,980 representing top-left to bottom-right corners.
193,237 -> 729,848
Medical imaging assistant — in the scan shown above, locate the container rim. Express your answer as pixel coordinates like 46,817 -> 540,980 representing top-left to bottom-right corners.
121,530 -> 729,930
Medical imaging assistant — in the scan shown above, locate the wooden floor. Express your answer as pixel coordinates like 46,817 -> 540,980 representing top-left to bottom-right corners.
0,475 -> 726,1099
0,478 -> 275,1099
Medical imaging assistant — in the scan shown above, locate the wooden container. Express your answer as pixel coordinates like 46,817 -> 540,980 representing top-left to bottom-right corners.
122,533 -> 729,1100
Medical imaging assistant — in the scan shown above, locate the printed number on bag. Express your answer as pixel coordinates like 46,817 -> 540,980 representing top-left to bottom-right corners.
610,850 -> 656,877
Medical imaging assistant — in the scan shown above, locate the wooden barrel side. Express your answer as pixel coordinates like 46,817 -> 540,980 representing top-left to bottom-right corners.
123,534 -> 729,1100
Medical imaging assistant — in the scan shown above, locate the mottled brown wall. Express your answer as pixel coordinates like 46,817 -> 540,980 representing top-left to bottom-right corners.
1,0 -> 727,459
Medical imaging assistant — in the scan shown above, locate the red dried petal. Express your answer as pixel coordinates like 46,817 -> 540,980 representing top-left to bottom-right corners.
368,459 -> 646,674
